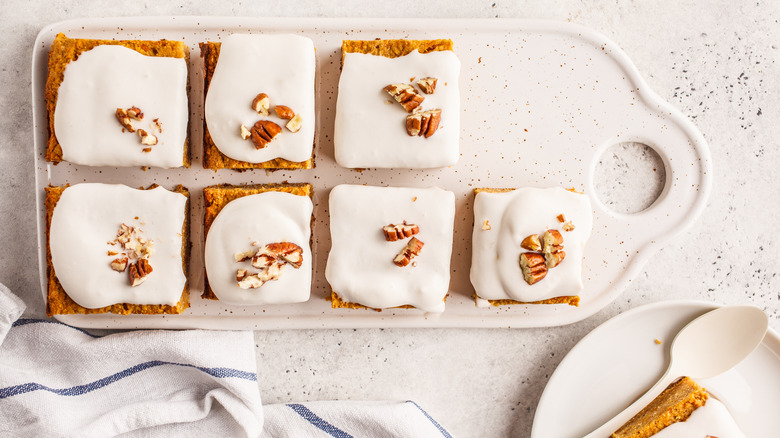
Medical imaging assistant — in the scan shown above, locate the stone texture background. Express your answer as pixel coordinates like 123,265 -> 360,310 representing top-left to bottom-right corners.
1,1 -> 777,436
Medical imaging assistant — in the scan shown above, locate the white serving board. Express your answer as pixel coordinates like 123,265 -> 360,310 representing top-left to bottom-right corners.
32,17 -> 711,330
532,301 -> 780,438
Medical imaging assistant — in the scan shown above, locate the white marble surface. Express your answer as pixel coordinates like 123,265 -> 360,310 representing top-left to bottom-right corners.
1,1 -> 778,437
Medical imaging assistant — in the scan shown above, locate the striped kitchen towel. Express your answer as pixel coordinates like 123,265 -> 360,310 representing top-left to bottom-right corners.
0,283 -> 263,438
263,400 -> 454,438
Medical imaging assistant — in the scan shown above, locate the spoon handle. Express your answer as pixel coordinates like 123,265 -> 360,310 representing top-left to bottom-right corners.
581,366 -> 679,438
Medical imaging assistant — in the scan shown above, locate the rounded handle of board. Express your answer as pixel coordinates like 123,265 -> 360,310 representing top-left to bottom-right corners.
587,107 -> 712,270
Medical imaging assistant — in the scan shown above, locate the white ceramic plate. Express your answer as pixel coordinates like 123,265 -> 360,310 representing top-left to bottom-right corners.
531,300 -> 780,438
32,18 -> 711,329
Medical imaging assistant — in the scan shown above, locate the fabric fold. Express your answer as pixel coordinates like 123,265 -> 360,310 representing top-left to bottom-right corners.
263,400 -> 454,438
0,284 -> 263,438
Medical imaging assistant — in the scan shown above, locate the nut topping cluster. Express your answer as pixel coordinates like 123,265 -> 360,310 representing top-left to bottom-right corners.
114,106 -> 162,152
406,109 -> 442,138
240,93 -> 303,149
383,222 -> 424,267
394,237 -> 424,267
382,222 -> 420,242
382,77 -> 443,138
233,242 -> 303,289
383,84 -> 425,113
518,215 -> 576,285
107,222 -> 155,287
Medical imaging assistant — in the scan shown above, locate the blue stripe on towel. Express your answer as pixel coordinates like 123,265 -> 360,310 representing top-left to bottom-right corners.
287,403 -> 354,438
0,360 -> 257,400
407,400 -> 453,438
12,318 -> 101,338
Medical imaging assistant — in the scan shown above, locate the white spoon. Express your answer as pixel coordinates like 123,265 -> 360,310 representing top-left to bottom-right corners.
583,305 -> 769,438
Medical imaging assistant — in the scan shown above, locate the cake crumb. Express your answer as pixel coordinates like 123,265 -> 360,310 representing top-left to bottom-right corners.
482,220 -> 491,231
654,339 -> 662,345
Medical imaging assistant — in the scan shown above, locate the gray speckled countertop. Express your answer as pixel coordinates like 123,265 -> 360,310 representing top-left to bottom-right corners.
1,1 -> 778,437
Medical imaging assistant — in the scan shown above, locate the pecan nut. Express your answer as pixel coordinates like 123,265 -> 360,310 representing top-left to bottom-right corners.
393,237 -> 424,267
251,93 -> 270,116
250,120 -> 282,149
521,234 -> 542,251
519,252 -> 547,285
383,223 -> 420,242
542,229 -> 566,268
406,109 -> 442,138
416,77 -> 438,94
274,105 -> 295,120
384,83 -> 424,113
128,258 -> 153,287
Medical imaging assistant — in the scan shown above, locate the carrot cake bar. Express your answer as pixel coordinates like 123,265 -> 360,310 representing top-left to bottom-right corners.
201,34 -> 315,170
470,187 -> 592,306
203,183 -> 313,305
45,33 -> 189,168
325,184 -> 455,312
610,376 -> 745,438
46,183 -> 189,315
334,39 -> 460,169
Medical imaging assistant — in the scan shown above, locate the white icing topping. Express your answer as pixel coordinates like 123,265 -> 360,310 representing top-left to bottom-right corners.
54,45 -> 188,168
654,397 -> 746,438
49,184 -> 187,308
325,185 -> 455,312
470,188 -> 592,303
204,191 -> 312,305
334,50 -> 461,168
205,34 -> 315,163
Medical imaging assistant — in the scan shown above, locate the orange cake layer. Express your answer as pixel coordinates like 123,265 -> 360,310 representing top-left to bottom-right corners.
611,376 -> 709,438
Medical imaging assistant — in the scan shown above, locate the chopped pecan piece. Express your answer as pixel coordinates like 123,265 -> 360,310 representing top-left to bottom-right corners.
234,250 -> 255,262
562,221 -> 575,232
274,105 -> 295,120
126,106 -> 144,120
542,229 -> 566,268
250,120 -> 282,149
406,109 -> 442,138
416,77 -> 438,94
521,234 -> 542,252
251,93 -> 270,115
264,242 -> 304,269
240,124 -> 251,140
137,129 -> 158,146
557,214 -> 566,223
482,220 -> 491,231
237,272 -> 264,289
383,83 -> 424,113
110,256 -> 128,272
151,118 -> 163,133
393,237 -> 424,267
383,223 -> 420,242
128,258 -> 153,287
286,114 -> 303,133
115,108 -> 135,132
250,242 -> 304,269
519,252 -> 547,285
258,263 -> 283,281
